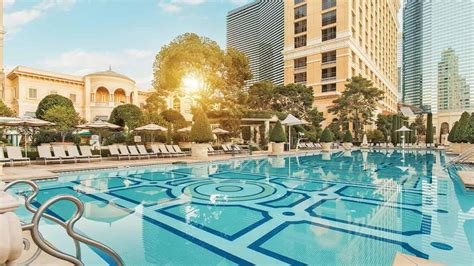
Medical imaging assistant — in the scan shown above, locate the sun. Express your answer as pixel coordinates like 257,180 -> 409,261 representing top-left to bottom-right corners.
182,73 -> 203,94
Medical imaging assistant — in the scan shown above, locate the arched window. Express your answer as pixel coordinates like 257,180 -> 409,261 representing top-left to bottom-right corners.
440,122 -> 449,135
96,87 -> 110,103
114,89 -> 127,105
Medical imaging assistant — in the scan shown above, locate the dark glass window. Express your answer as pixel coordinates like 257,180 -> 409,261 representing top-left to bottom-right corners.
294,57 -> 307,68
322,51 -> 337,64
322,27 -> 337,41
322,67 -> 337,79
294,35 -> 307,48
294,72 -> 307,83
322,10 -> 337,26
294,20 -> 307,34
294,5 -> 307,19
322,83 -> 337,92
294,0 -> 305,4
322,0 -> 336,10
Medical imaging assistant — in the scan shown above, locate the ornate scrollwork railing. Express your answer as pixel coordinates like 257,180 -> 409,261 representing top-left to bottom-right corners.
4,180 -> 124,266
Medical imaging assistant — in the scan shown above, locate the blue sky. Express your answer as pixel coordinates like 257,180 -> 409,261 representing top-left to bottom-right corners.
4,0 -> 251,89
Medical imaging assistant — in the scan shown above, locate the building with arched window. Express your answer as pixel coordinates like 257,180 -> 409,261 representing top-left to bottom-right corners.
2,66 -> 147,121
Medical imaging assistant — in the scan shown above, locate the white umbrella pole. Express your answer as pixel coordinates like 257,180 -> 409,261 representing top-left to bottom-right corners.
24,131 -> 28,157
289,126 -> 291,150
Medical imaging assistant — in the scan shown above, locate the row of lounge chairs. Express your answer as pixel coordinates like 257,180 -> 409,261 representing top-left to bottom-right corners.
297,142 -> 323,150
37,145 -> 102,165
108,144 -> 189,160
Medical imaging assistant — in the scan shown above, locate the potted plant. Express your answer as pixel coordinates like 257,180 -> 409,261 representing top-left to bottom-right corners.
342,130 -> 353,150
320,128 -> 334,152
269,121 -> 287,155
189,108 -> 214,159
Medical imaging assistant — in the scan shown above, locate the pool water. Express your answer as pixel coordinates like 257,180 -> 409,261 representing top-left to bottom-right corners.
12,150 -> 474,265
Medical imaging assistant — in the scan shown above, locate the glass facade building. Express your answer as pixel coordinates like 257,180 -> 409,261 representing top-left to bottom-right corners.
403,0 -> 474,113
226,0 -> 284,87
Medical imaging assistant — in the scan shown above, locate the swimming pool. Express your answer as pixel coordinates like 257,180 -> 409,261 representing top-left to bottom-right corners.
12,150 -> 474,265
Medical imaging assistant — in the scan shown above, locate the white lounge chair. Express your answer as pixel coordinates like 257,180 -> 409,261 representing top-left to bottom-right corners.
207,145 -> 219,155
150,144 -> 165,157
167,145 -> 185,157
79,146 -> 102,161
173,145 -> 189,156
118,145 -> 140,159
128,145 -> 147,159
65,146 -> 89,162
109,145 -> 129,160
5,146 -> 30,166
0,147 -> 12,165
52,146 -> 77,163
37,146 -> 62,165
137,145 -> 158,158
158,144 -> 173,157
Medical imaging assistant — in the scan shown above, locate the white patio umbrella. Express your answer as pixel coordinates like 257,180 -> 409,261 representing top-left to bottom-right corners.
0,117 -> 55,157
362,134 -> 368,147
395,126 -> 412,148
76,120 -> 121,155
212,127 -> 229,144
281,114 -> 308,150
134,123 -> 168,142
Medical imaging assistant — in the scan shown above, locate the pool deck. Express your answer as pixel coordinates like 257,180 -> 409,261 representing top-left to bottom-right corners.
392,253 -> 445,266
0,149 -> 324,182
457,171 -> 474,190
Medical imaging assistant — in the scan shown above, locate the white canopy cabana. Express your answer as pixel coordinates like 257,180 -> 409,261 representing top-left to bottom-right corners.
281,114 -> 308,150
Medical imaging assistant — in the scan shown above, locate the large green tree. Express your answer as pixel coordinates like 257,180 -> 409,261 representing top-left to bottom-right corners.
376,114 -> 392,141
43,105 -> 81,142
328,75 -> 384,141
189,108 -> 213,143
152,33 -> 251,111
36,94 -> 75,119
247,81 -> 274,111
270,83 -> 314,120
426,113 -> 433,144
109,104 -> 143,129
411,114 -> 426,144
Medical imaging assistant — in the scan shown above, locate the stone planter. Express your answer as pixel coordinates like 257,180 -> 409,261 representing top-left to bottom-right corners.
178,142 -> 192,149
271,142 -> 285,155
321,142 -> 332,152
192,143 -> 209,159
267,142 -> 273,153
342,142 -> 352,150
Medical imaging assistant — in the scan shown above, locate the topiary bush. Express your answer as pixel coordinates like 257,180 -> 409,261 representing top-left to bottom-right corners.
269,121 -> 287,143
320,128 -> 334,143
448,121 -> 459,143
109,104 -> 143,129
342,131 -> 353,143
454,111 -> 470,143
189,108 -> 213,143
36,94 -> 74,119
426,112 -> 434,144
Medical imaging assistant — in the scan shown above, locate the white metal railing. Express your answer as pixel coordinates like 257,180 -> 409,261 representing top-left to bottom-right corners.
4,180 -> 124,266
446,146 -> 474,167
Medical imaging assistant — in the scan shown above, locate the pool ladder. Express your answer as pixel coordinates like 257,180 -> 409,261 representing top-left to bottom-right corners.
3,180 -> 124,266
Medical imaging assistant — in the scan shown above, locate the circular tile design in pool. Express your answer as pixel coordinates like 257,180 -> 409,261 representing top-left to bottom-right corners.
215,185 -> 244,192
181,180 -> 277,203
430,242 -> 453,251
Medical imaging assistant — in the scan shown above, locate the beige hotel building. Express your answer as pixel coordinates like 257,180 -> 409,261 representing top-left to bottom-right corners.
284,0 -> 400,127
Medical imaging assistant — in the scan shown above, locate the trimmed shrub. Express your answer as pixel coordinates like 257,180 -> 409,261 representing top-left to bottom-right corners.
269,121 -> 287,143
109,104 -> 143,129
448,121 -> 459,143
189,108 -> 213,143
426,112 -> 433,144
342,131 -> 353,143
455,112 -> 470,143
36,94 -> 74,119
467,113 -> 474,143
320,128 -> 334,143
160,109 -> 186,124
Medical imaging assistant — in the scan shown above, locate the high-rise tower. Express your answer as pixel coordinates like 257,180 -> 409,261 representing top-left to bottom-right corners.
283,0 -> 400,126
227,0 -> 284,87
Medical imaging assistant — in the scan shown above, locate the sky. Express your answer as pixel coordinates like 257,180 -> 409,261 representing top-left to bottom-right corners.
3,0 -> 252,89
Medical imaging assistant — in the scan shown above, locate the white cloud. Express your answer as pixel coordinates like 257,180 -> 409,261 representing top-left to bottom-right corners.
4,0 -> 77,32
39,48 -> 156,89
3,0 -> 17,7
